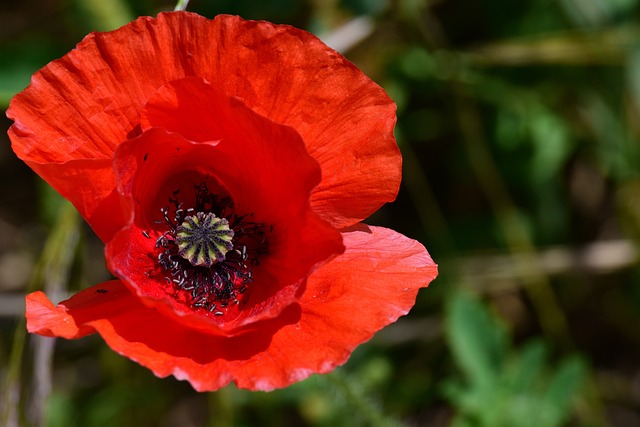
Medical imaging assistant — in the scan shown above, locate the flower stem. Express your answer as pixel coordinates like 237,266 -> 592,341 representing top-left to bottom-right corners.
208,386 -> 234,427
0,201 -> 80,427
174,0 -> 190,11
73,0 -> 133,31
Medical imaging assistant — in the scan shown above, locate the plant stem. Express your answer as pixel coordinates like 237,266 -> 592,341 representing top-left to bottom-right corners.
174,0 -> 191,11
0,201 -> 80,427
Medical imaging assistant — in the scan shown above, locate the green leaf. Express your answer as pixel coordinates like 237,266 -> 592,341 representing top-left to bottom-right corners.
540,357 -> 587,427
445,293 -> 508,389
528,109 -> 573,183
507,340 -> 548,392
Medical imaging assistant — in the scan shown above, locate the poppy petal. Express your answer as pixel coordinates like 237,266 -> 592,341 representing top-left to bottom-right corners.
26,280 -> 301,391
234,224 -> 438,389
8,12 -> 399,232
25,226 -> 435,391
26,281 -> 136,339
107,89 -> 344,334
140,13 -> 401,228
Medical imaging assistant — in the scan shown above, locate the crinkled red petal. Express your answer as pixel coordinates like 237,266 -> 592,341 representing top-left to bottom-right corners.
8,12 -> 399,234
26,281 -> 138,340
26,226 -> 436,391
251,225 -> 438,388
26,281 -> 302,391
107,84 -> 343,334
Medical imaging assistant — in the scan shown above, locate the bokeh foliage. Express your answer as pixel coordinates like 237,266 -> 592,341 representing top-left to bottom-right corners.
1,0 -> 640,425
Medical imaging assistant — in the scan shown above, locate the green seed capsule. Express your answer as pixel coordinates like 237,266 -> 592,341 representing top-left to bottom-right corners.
175,212 -> 234,267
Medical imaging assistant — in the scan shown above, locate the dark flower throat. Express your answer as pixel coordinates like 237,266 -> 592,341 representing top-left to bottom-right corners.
152,182 -> 270,315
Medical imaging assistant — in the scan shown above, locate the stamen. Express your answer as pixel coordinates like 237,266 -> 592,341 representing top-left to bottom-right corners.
150,182 -> 271,314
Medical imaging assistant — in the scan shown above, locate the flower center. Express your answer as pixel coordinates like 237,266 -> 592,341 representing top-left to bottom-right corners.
176,212 -> 234,267
151,182 -> 270,314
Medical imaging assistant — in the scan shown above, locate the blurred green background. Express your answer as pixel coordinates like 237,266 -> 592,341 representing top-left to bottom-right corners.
2,0 -> 640,426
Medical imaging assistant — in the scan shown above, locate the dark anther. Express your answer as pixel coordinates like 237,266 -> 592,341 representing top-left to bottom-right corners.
150,182 -> 270,314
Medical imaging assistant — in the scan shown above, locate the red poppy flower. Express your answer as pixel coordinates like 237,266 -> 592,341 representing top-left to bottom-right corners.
8,12 -> 437,391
